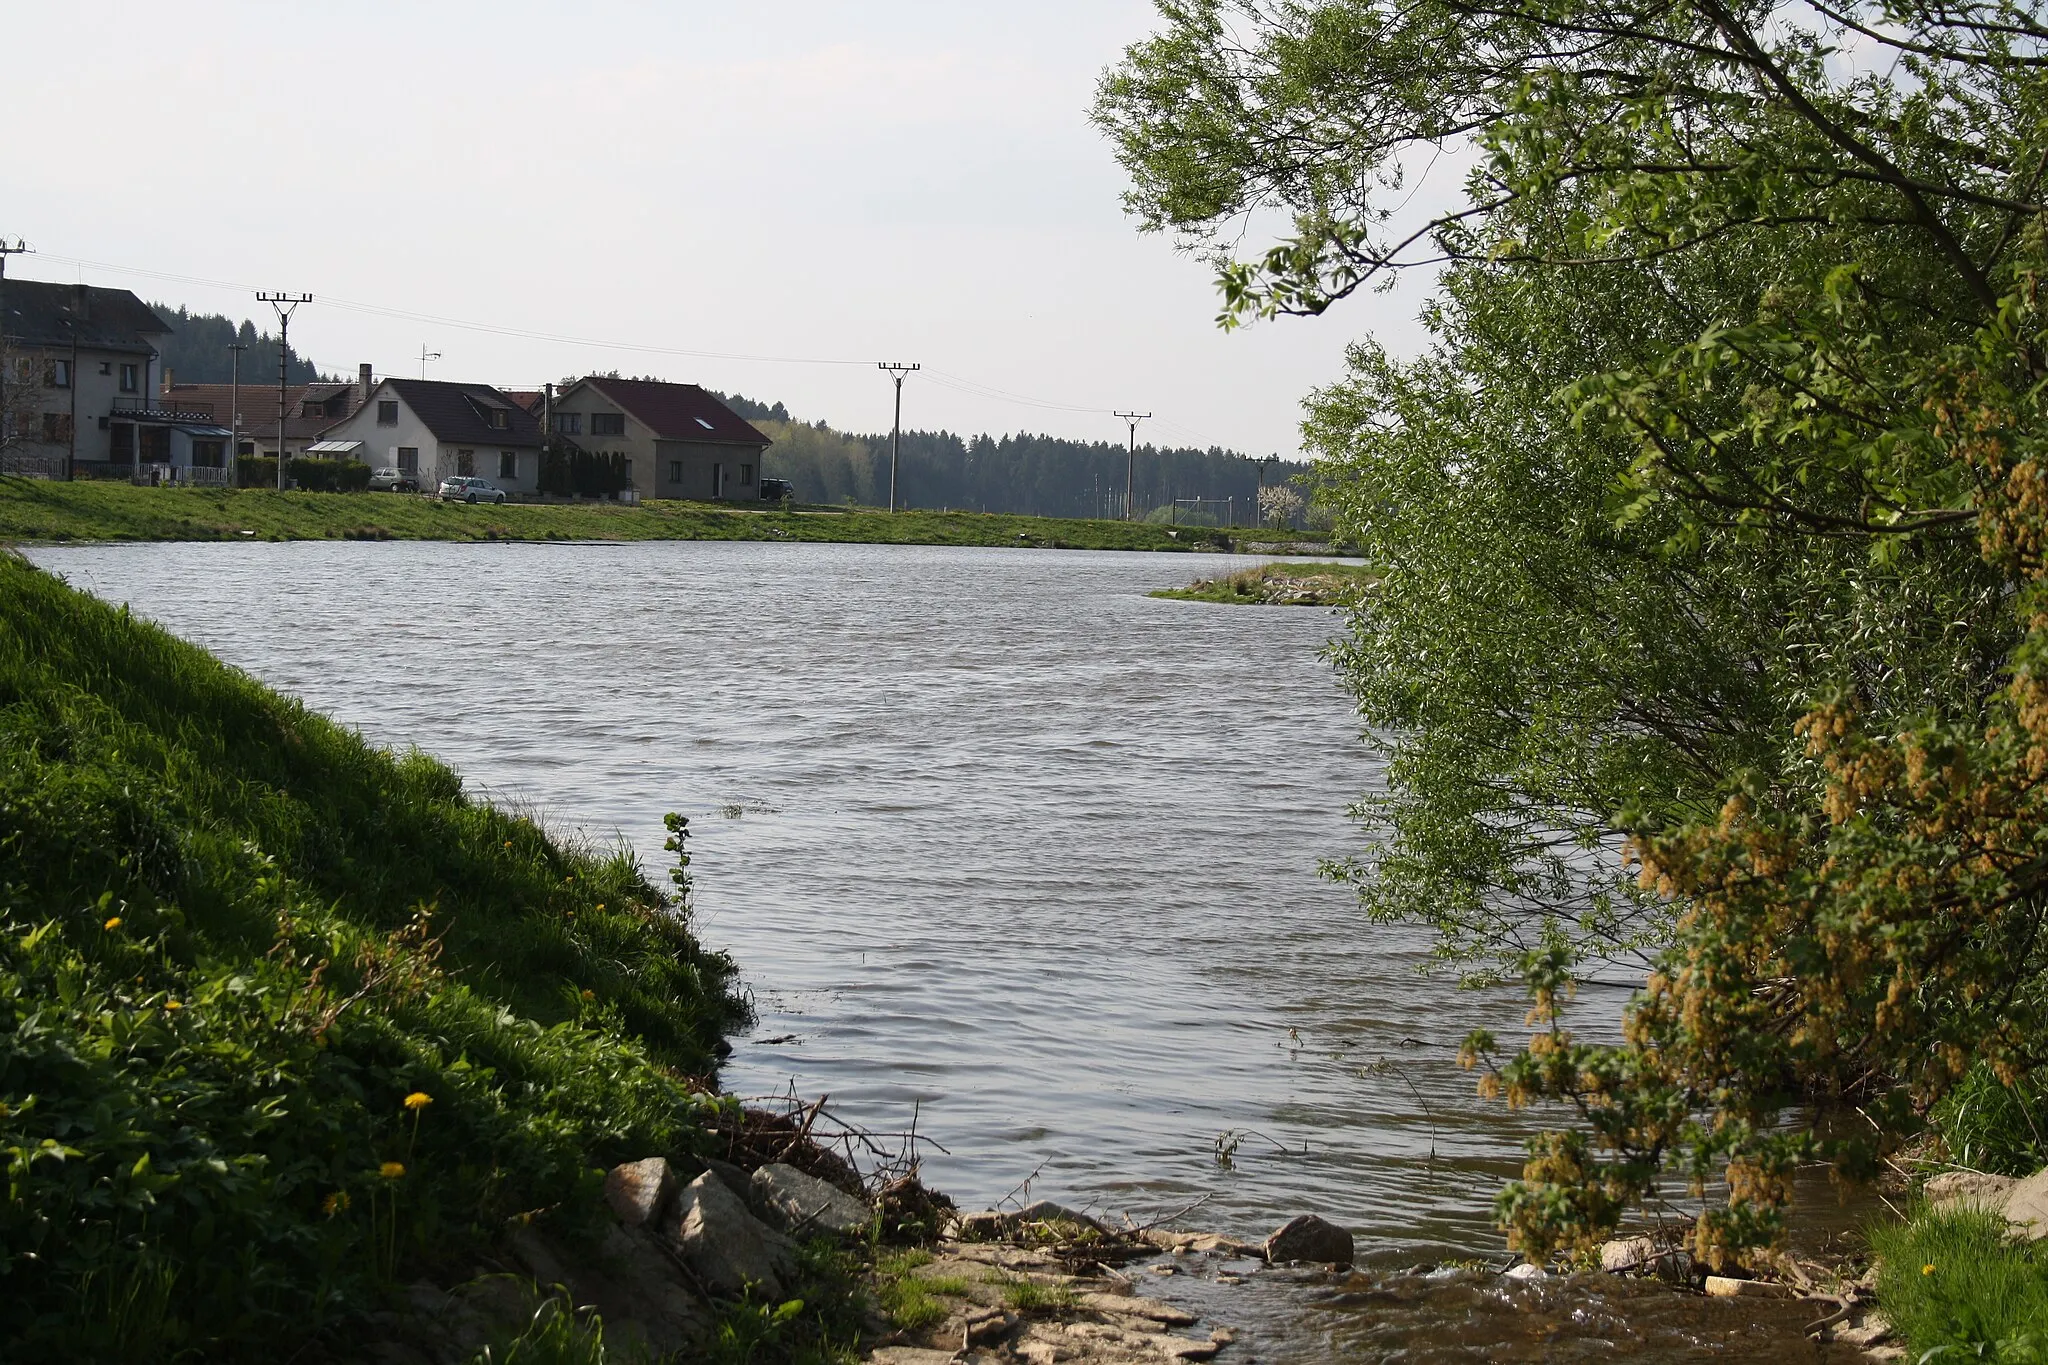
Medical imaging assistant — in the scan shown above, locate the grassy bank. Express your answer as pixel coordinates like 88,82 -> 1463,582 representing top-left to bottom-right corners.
1151,560 -> 1377,605
0,479 -> 1284,553
0,552 -> 760,1360
1872,1207 -> 2048,1358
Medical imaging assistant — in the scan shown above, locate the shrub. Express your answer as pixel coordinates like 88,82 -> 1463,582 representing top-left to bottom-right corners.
1935,1065 -> 2048,1178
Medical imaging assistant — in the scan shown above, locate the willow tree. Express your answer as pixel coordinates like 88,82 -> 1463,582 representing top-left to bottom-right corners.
1098,1 -> 2048,1256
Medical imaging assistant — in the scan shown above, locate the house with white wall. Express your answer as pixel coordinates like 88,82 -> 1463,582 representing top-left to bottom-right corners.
315,377 -> 542,492
0,280 -> 175,477
547,377 -> 771,502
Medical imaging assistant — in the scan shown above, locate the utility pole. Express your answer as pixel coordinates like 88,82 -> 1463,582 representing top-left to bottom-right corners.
878,361 -> 919,513
228,342 -> 248,488
0,237 -> 28,455
67,285 -> 79,481
419,344 -> 441,379
1256,452 -> 1278,526
1114,411 -> 1150,522
257,292 -> 312,491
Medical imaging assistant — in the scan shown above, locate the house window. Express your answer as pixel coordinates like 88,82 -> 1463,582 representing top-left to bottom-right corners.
110,423 -> 135,462
118,363 -> 137,392
457,450 -> 475,476
46,360 -> 71,389
499,451 -> 517,479
489,409 -> 509,430
301,400 -> 325,417
591,412 -> 624,436
553,412 -> 582,435
42,413 -> 72,442
669,459 -> 682,483
237,440 -> 255,457
377,400 -> 399,426
621,458 -> 632,480
99,361 -> 112,376
192,439 -> 226,468
741,463 -> 753,485
397,447 -> 419,474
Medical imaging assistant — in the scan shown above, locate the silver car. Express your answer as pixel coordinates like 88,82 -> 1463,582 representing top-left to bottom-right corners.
437,476 -> 507,504
369,467 -> 419,493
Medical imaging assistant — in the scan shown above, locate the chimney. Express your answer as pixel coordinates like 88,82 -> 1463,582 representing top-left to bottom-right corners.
358,363 -> 373,408
162,367 -> 174,396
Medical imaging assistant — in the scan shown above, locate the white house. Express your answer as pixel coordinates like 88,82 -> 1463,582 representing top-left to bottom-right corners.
547,376 -> 772,502
316,377 -> 543,492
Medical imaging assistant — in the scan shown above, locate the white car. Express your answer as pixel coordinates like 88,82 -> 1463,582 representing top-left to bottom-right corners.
369,467 -> 420,493
437,476 -> 507,504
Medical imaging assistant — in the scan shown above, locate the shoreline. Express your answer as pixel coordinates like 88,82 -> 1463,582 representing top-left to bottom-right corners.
0,479 -> 1342,556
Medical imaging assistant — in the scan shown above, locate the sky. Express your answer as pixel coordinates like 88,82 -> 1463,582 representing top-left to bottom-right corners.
0,2 -> 1435,457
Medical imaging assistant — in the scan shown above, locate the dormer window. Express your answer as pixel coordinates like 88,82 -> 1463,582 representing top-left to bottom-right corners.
489,409 -> 509,430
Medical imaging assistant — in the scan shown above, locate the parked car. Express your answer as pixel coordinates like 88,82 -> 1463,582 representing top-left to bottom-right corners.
438,476 -> 507,504
369,467 -> 419,493
760,477 -> 795,503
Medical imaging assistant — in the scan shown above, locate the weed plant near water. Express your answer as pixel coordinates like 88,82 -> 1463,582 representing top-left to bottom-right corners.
0,553 -> 747,1360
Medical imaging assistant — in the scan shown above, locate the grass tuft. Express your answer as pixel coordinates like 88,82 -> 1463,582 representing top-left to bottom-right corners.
1870,1206 -> 2048,1359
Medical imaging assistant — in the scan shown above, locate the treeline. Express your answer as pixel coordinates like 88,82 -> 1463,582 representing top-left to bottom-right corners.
151,306 -> 326,386
714,392 -> 1308,522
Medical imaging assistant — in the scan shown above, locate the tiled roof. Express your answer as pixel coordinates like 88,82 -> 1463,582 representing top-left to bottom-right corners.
162,381 -> 360,440
0,281 -> 169,354
581,377 -> 772,447
376,378 -> 543,447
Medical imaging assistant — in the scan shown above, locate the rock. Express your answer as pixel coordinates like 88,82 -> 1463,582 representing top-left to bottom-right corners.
1703,1274 -> 1790,1298
704,1156 -> 754,1207
510,1223 -> 710,1357
2001,1168 -> 2048,1238
1156,1338 -> 1223,1361
604,1157 -> 675,1229
1835,1311 -> 1894,1348
869,1350 -> 961,1365
666,1171 -> 796,1299
1015,1199 -> 1106,1231
1925,1170 -> 2018,1212
954,1209 -> 1012,1240
1502,1263 -> 1547,1281
1599,1236 -> 1657,1273
751,1161 -> 872,1236
1263,1213 -> 1354,1265
1077,1292 -> 1198,1326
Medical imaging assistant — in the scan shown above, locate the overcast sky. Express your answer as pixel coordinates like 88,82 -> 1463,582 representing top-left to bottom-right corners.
0,2 -> 1432,455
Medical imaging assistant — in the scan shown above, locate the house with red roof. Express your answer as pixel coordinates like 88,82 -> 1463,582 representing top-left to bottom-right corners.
547,376 -> 772,502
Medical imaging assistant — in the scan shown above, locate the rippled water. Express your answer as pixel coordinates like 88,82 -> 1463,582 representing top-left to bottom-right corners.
27,539 -> 1857,1360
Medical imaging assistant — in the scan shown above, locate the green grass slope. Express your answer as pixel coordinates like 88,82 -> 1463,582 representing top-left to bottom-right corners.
0,552 -> 745,1360
1150,560 -> 1377,605
0,479 -> 1242,552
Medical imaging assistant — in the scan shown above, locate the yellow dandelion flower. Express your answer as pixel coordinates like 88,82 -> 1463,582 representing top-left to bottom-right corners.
503,840 -> 513,848
594,903 -> 605,911
322,1191 -> 351,1216
403,1092 -> 433,1111
1923,1263 -> 1936,1275
380,1161 -> 406,1180
581,989 -> 595,1001
163,1000 -> 184,1011
104,916 -> 123,930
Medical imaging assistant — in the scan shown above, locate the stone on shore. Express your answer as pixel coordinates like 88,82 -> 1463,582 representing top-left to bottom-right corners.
752,1161 -> 873,1236
1924,1170 -> 2018,1212
666,1171 -> 796,1299
1703,1274 -> 1790,1298
2003,1168 -> 2048,1238
604,1157 -> 675,1229
1263,1213 -> 1354,1265
1015,1199 -> 1106,1231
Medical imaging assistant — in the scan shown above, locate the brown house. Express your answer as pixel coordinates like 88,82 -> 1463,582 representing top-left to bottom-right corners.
547,377 -> 772,501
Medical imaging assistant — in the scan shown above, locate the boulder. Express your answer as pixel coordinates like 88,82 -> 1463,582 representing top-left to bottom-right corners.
604,1157 -> 675,1229
703,1156 -> 754,1207
665,1171 -> 797,1299
1703,1275 -> 1790,1298
1502,1263 -> 1547,1282
2002,1168 -> 2048,1239
1263,1213 -> 1354,1265
509,1223 -> 710,1357
751,1161 -> 872,1236
1924,1170 -> 2018,1213
952,1209 -> 1011,1240
1014,1199 -> 1105,1231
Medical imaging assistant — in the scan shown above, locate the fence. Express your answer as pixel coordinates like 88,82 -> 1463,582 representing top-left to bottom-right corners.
0,453 -> 67,480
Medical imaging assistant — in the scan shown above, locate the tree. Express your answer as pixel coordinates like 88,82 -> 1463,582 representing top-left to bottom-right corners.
1100,0 -> 2048,1258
